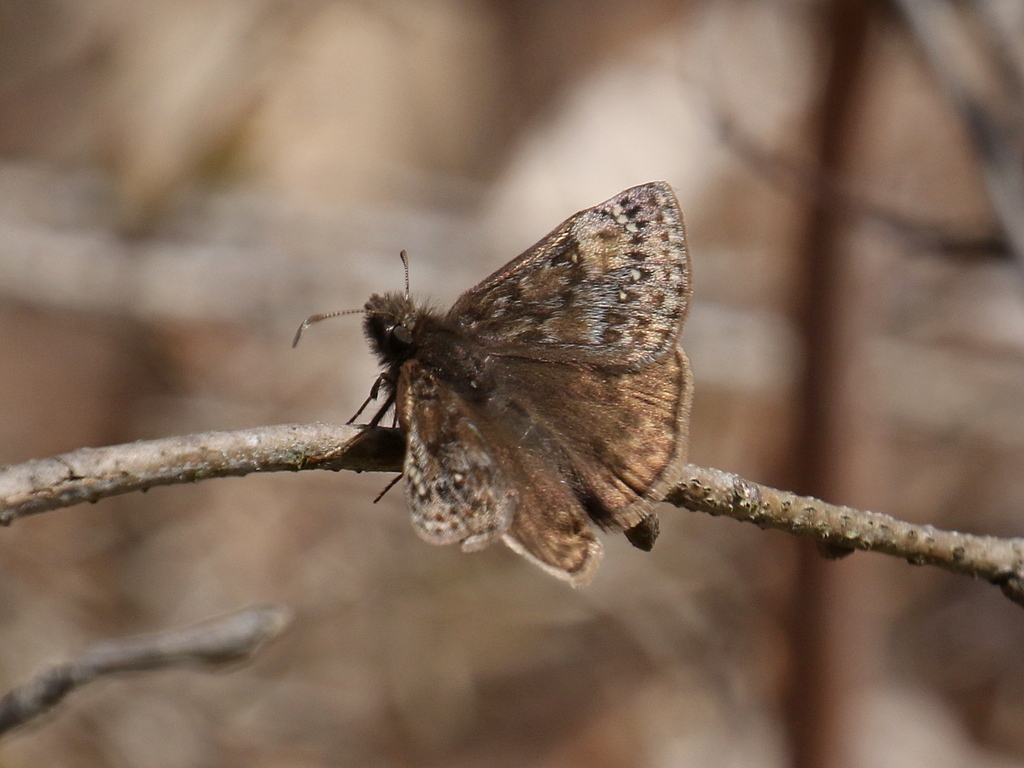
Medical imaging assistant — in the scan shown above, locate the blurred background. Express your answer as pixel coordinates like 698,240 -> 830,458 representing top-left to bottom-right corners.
2,0 -> 1024,766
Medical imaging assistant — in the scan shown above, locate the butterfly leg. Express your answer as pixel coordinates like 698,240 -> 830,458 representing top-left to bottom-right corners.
346,377 -> 381,424
366,390 -> 396,427
347,375 -> 395,425
372,473 -> 404,503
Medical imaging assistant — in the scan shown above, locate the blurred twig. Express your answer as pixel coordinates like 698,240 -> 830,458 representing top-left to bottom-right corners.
2,424 -> 1024,608
897,0 -> 1024,273
714,114 -> 1009,259
0,606 -> 291,737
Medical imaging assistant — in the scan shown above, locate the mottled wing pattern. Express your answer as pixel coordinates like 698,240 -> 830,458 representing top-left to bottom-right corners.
397,360 -> 514,551
447,182 -> 690,370
368,182 -> 694,584
399,359 -> 604,583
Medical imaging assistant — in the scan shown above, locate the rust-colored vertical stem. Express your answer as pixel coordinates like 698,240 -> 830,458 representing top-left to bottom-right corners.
783,2 -> 876,768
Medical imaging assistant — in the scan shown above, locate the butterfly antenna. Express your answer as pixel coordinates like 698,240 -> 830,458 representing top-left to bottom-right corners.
292,309 -> 364,347
399,249 -> 411,300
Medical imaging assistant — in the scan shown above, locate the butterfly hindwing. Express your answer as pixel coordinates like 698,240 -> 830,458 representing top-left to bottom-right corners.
398,359 -> 604,583
447,182 -> 690,370
488,416 -> 605,584
397,360 -> 513,550
490,347 -> 693,533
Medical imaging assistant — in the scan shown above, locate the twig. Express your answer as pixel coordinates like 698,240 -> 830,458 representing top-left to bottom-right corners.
0,423 -> 405,523
0,605 -> 291,737
666,468 -> 1024,607
897,0 -> 1024,274
2,423 -> 1023,608
713,114 -> 1009,260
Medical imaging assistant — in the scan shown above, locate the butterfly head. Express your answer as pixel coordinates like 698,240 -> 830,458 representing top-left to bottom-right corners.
363,291 -> 420,367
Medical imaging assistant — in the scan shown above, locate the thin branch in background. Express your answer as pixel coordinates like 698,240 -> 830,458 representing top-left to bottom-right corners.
970,0 -> 1024,106
0,605 -> 291,737
783,4 -> 878,768
2,424 -> 1023,609
713,112 -> 1010,260
897,0 -> 1024,275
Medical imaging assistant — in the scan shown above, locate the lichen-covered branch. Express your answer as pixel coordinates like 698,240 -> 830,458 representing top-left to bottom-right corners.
666,467 -> 1024,607
0,606 -> 291,737
2,424 -> 1023,608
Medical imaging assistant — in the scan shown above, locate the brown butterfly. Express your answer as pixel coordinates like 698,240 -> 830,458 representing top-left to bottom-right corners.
298,182 -> 693,585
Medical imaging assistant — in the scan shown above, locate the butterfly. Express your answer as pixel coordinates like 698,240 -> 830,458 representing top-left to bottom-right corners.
299,182 -> 693,585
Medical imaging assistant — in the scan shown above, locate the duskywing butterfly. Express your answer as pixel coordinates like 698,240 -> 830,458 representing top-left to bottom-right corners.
300,182 -> 693,585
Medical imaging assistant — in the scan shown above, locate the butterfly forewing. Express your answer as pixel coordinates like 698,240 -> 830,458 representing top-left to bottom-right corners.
447,182 -> 690,370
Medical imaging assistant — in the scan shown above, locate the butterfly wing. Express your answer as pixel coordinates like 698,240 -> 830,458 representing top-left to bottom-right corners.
489,347 -> 693,535
497,434 -> 604,585
398,359 -> 603,584
397,359 -> 514,550
448,181 -> 693,537
447,182 -> 690,370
